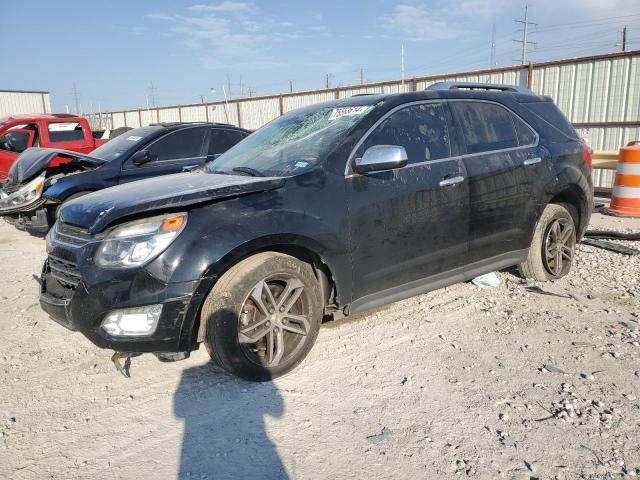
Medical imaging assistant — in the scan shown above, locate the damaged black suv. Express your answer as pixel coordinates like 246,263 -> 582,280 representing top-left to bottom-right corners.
40,83 -> 593,381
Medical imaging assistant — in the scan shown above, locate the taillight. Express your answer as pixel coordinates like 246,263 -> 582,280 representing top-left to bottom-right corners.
581,146 -> 593,171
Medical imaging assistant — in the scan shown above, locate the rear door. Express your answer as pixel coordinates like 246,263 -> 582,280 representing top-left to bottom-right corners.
346,101 -> 469,309
449,100 -> 538,266
119,126 -> 208,183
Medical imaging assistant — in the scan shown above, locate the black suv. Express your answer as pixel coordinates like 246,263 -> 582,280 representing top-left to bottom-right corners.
0,122 -> 250,235
40,83 -> 593,381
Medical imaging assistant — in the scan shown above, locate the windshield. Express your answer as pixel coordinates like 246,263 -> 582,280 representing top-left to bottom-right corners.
90,126 -> 162,162
207,104 -> 374,177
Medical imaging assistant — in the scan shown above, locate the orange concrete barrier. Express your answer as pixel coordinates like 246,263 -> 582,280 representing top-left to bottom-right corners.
608,141 -> 640,217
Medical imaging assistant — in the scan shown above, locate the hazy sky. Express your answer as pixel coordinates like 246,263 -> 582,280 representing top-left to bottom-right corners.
3,0 -> 639,112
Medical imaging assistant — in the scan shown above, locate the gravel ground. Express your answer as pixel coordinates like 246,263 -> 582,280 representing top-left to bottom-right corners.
0,209 -> 639,480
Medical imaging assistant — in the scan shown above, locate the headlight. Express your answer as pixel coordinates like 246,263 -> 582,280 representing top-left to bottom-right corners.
94,213 -> 187,268
0,173 -> 45,210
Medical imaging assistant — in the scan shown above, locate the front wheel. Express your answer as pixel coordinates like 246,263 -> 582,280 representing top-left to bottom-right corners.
518,203 -> 577,282
202,252 -> 323,381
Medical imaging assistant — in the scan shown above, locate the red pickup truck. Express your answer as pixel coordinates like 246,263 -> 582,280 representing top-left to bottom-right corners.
0,114 -> 108,182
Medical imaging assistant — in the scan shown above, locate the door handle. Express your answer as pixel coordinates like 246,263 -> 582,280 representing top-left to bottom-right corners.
524,157 -> 542,166
439,175 -> 464,187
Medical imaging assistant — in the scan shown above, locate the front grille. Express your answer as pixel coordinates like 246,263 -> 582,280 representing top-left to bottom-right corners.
48,254 -> 81,288
52,221 -> 92,248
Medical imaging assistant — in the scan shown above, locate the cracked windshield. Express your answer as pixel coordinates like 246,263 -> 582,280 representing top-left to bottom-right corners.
208,105 -> 373,177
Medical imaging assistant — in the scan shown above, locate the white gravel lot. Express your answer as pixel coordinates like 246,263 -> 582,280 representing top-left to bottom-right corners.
0,209 -> 639,480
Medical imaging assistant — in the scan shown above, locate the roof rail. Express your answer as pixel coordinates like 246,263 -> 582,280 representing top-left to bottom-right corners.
427,82 -> 535,95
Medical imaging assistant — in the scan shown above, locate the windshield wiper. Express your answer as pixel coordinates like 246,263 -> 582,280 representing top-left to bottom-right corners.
232,166 -> 265,177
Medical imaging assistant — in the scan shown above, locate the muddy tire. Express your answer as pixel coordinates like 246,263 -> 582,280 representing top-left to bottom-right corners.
202,252 -> 323,381
518,203 -> 577,282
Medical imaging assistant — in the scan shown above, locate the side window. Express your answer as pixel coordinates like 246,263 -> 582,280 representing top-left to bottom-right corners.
359,103 -> 451,164
450,101 -> 519,154
0,131 -> 31,153
208,129 -> 248,156
47,122 -> 86,143
147,126 -> 207,162
513,115 -> 536,146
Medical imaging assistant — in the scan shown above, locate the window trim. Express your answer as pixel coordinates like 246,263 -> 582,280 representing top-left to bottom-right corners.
344,99 -> 539,177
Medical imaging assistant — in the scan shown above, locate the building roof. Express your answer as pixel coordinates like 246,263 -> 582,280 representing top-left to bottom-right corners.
0,89 -> 49,94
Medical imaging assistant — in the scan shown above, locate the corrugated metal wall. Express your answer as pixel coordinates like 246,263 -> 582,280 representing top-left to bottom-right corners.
0,90 -> 51,117
87,51 -> 640,151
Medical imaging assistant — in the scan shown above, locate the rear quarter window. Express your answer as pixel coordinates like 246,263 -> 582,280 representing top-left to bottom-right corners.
521,102 -> 579,140
47,122 -> 85,143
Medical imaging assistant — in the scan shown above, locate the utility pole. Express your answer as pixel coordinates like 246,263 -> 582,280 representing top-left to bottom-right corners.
513,4 -> 537,65
247,87 -> 255,97
289,80 -> 293,93
71,83 -> 80,114
400,44 -> 405,87
490,24 -> 497,67
325,74 -> 330,89
621,26 -> 627,51
360,68 -> 364,84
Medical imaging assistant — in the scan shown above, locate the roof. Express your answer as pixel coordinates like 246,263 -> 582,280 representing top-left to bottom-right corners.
0,113 -> 85,123
148,121 -> 249,131
0,89 -> 49,95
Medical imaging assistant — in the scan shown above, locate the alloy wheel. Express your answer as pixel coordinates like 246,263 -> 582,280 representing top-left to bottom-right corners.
542,218 -> 575,277
238,275 -> 311,367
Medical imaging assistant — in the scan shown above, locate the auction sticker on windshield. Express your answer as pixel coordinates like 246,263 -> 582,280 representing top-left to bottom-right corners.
329,106 -> 372,121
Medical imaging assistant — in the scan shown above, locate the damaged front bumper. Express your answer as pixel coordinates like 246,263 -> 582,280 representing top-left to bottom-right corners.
1,198 -> 53,235
39,253 -> 203,354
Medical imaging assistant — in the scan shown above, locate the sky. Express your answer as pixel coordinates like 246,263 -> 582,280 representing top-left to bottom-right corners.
3,0 -> 640,113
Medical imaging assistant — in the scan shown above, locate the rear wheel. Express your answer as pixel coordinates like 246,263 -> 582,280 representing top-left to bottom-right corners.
518,203 -> 577,281
202,252 -> 323,381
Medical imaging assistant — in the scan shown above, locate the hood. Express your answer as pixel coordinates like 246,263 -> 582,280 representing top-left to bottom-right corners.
59,171 -> 285,234
6,148 -> 104,185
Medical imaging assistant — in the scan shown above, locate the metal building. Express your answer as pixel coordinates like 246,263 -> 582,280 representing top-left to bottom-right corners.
0,89 -> 51,117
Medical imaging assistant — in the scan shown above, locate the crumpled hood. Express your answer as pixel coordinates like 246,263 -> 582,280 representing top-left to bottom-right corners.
6,148 -> 103,185
60,171 -> 285,234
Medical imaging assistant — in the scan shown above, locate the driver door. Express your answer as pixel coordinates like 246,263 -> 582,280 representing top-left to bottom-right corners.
0,129 -> 36,180
345,101 -> 470,312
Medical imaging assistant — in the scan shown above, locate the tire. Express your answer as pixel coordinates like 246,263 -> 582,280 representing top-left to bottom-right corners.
202,252 -> 323,381
518,203 -> 577,282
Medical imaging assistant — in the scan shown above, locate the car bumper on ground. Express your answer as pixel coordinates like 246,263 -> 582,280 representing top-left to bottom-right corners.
39,256 -> 204,353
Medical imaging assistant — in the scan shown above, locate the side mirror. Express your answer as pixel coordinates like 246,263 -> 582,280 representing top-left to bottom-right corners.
131,149 -> 156,166
353,145 -> 408,174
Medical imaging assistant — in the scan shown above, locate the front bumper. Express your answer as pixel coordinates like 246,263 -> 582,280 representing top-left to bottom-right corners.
2,202 -> 51,235
39,251 -> 207,353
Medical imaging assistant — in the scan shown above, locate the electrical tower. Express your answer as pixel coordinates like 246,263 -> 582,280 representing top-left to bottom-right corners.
148,82 -> 158,108
71,83 -> 80,114
513,5 -> 537,64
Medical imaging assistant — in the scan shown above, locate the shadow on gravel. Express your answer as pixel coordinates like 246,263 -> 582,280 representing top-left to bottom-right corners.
174,363 -> 288,480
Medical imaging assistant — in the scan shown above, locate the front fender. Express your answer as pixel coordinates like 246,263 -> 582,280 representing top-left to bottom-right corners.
43,172 -> 110,202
